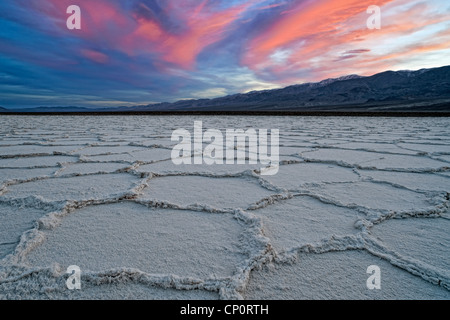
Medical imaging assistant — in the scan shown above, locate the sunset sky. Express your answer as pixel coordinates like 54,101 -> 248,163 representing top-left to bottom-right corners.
1,0 -> 449,108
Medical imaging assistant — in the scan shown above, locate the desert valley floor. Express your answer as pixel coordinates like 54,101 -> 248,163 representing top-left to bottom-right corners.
0,115 -> 449,300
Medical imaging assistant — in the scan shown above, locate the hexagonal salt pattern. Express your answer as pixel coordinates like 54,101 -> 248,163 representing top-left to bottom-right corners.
0,265 -> 219,300
244,250 -> 450,300
1,173 -> 141,202
308,181 -> 435,212
0,204 -> 48,260
140,175 -> 276,210
0,115 -> 449,300
26,202 -> 246,279
253,196 -> 362,253
371,217 -> 450,273
261,162 -> 359,191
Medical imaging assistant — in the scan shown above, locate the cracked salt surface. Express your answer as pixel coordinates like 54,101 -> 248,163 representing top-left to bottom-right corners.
371,217 -> 450,274
0,115 -> 449,300
397,142 -> 450,155
0,204 -> 49,259
308,181 -> 440,212
359,170 -> 450,192
254,196 -> 362,253
140,175 -> 276,210
325,142 -> 420,155
0,269 -> 218,300
26,202 -> 246,279
2,174 -> 141,202
83,148 -> 172,163
245,251 -> 450,300
261,162 -> 359,190
136,161 -> 263,176
0,156 -> 78,168
55,162 -> 130,176
0,145 -> 78,157
302,148 -> 448,171
0,168 -> 57,185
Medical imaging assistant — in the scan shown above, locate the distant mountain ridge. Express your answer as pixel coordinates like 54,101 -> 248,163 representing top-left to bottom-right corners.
143,65 -> 450,112
2,65 -> 450,113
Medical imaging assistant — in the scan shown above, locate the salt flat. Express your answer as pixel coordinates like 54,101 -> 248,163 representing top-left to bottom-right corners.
0,115 -> 449,300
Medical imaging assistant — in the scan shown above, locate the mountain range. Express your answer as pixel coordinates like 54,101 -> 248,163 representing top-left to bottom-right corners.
2,65 -> 450,113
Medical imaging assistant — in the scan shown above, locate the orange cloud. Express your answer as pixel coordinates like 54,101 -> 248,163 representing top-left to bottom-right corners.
24,0 -> 450,83
243,0 -> 450,83
243,0 -> 394,69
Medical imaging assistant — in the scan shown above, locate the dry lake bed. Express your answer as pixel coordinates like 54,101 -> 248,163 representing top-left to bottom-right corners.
0,115 -> 449,300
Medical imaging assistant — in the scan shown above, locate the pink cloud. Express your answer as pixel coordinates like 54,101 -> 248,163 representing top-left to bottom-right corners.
81,49 -> 109,64
22,0 -> 450,84
243,0 -> 393,69
161,3 -> 249,68
257,3 -> 286,11
123,1 -> 250,69
38,0 -> 248,70
242,0 -> 450,83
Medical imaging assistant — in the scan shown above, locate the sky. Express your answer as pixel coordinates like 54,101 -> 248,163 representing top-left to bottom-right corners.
0,0 -> 449,109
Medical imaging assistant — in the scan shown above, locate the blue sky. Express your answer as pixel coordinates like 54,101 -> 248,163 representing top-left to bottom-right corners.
0,0 -> 449,109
